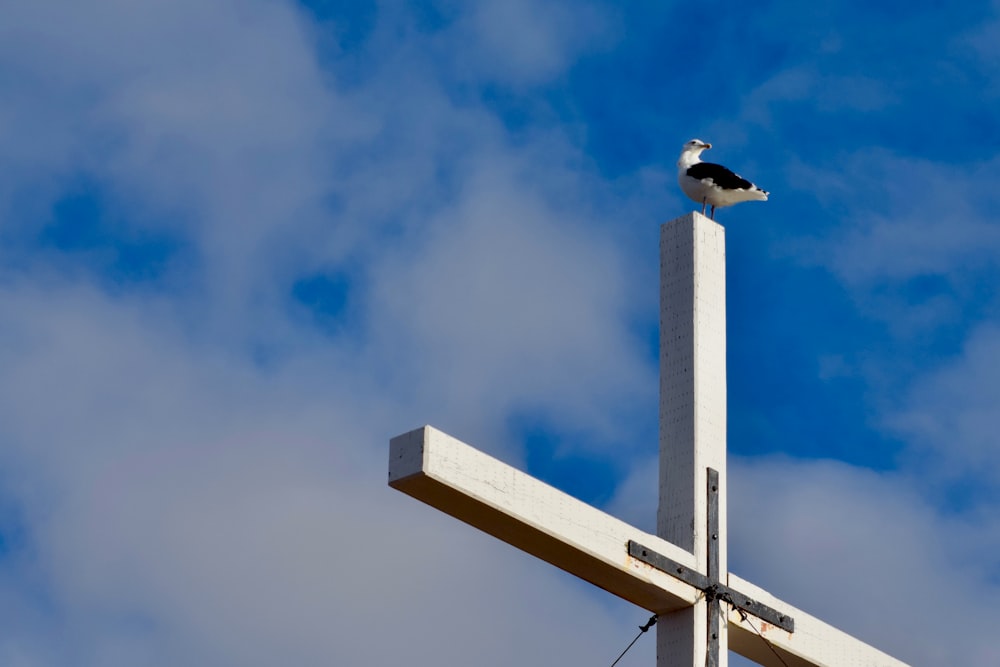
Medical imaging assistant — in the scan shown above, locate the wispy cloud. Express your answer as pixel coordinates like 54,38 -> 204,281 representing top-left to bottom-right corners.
886,323 -> 1000,491
730,456 -> 1000,666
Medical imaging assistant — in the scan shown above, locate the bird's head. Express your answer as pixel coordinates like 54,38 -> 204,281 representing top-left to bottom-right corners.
683,138 -> 712,153
677,139 -> 712,168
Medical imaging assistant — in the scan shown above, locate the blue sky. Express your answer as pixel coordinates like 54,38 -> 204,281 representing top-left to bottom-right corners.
0,0 -> 998,664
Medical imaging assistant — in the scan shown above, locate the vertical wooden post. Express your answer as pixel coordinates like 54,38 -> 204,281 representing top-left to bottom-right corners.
658,213 -> 729,667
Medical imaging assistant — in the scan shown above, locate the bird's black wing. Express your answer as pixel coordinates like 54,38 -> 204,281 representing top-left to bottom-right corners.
686,162 -> 754,190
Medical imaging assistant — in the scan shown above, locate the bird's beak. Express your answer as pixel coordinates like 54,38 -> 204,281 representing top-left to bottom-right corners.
702,142 -> 712,149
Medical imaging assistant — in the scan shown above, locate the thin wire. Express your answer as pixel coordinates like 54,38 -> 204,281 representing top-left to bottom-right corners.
609,615 -> 657,667
734,608 -> 791,667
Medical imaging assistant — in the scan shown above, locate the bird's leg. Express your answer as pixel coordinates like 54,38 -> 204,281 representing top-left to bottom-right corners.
710,205 -> 716,220
701,198 -> 707,215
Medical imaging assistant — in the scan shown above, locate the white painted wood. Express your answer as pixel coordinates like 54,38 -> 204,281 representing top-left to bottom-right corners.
659,212 -> 729,667
388,425 -> 909,667
726,574 -> 909,667
389,425 -> 701,614
659,212 -> 728,559
388,211 -> 910,667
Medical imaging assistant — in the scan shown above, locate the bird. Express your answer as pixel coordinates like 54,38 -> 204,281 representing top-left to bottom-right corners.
677,139 -> 768,220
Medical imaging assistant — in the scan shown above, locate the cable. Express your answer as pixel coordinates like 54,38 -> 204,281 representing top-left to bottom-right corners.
607,604 -> 788,667
733,608 -> 791,667
609,615 -> 657,667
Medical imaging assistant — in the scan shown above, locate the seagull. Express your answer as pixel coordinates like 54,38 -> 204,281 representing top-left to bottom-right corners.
677,139 -> 768,220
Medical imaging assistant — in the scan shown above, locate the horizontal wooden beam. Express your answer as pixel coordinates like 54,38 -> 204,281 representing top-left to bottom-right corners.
389,426 -> 910,667
389,425 -> 699,614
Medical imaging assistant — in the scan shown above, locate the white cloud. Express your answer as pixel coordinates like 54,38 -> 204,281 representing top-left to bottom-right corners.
0,1 -> 657,665
368,152 -> 654,446
729,456 -> 1000,666
741,66 -> 896,128
961,0 -> 1000,85
0,276 -> 654,666
441,0 -> 613,86
886,323 -> 1000,486
788,149 -> 1000,286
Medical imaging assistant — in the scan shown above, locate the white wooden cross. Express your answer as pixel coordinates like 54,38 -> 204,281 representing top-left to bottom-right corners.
388,212 -> 910,667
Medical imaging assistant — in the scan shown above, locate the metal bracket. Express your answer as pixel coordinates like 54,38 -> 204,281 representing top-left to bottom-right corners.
707,468 -> 721,667
628,540 -> 709,590
627,468 -> 795,636
627,542 -> 794,634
